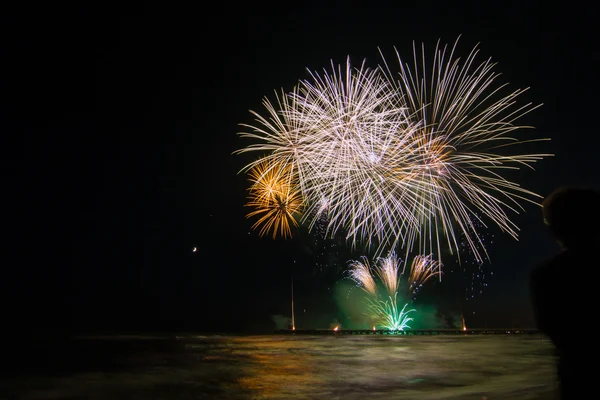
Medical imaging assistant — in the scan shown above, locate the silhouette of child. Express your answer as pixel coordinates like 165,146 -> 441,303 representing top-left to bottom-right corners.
530,186 -> 600,399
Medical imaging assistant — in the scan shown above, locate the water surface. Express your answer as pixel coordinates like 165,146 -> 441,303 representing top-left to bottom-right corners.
0,334 -> 558,399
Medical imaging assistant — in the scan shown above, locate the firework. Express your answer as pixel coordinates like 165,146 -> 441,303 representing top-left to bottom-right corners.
366,294 -> 415,331
245,159 -> 303,239
374,253 -> 401,296
236,38 -> 550,264
347,256 -> 377,296
406,254 -> 442,296
289,58 -> 420,246
377,38 -> 551,262
451,212 -> 496,302
237,58 -> 422,250
347,253 -> 436,330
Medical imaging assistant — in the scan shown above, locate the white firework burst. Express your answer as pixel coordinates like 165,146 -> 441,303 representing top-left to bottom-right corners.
236,37 -> 551,264
377,37 -> 551,262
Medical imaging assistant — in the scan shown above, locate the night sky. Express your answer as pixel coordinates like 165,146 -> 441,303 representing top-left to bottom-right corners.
5,3 -> 599,336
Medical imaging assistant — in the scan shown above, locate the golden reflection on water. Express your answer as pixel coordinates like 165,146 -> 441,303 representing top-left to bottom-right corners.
190,335 -> 556,399
233,338 -> 323,397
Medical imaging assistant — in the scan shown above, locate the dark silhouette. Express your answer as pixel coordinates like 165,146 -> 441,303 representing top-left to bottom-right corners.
530,186 -> 600,398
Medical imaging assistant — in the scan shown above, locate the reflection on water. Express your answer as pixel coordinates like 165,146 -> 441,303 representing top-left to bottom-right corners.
0,334 -> 558,399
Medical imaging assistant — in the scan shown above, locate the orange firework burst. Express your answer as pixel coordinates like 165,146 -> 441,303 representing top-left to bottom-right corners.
245,159 -> 303,239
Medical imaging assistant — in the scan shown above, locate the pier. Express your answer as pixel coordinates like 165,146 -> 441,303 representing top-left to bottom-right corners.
276,328 -> 540,335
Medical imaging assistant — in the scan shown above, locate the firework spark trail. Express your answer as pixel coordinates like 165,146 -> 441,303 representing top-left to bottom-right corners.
237,57 -> 426,251
366,294 -> 416,331
245,159 -> 303,239
247,158 -> 291,203
407,254 -> 442,296
290,58 -> 422,246
236,37 -> 551,265
374,252 -> 401,296
237,88 -> 308,177
378,38 -> 551,263
347,253 -> 434,330
347,256 -> 377,296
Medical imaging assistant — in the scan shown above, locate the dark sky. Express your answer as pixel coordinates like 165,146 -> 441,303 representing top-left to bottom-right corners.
4,3 -> 598,335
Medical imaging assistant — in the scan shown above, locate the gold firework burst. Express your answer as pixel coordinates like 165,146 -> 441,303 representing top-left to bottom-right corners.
245,159 -> 303,239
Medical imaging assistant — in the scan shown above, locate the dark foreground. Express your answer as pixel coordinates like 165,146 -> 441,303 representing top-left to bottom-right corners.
0,334 -> 558,399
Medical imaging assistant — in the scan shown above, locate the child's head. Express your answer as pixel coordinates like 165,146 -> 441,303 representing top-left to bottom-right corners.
542,186 -> 600,248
